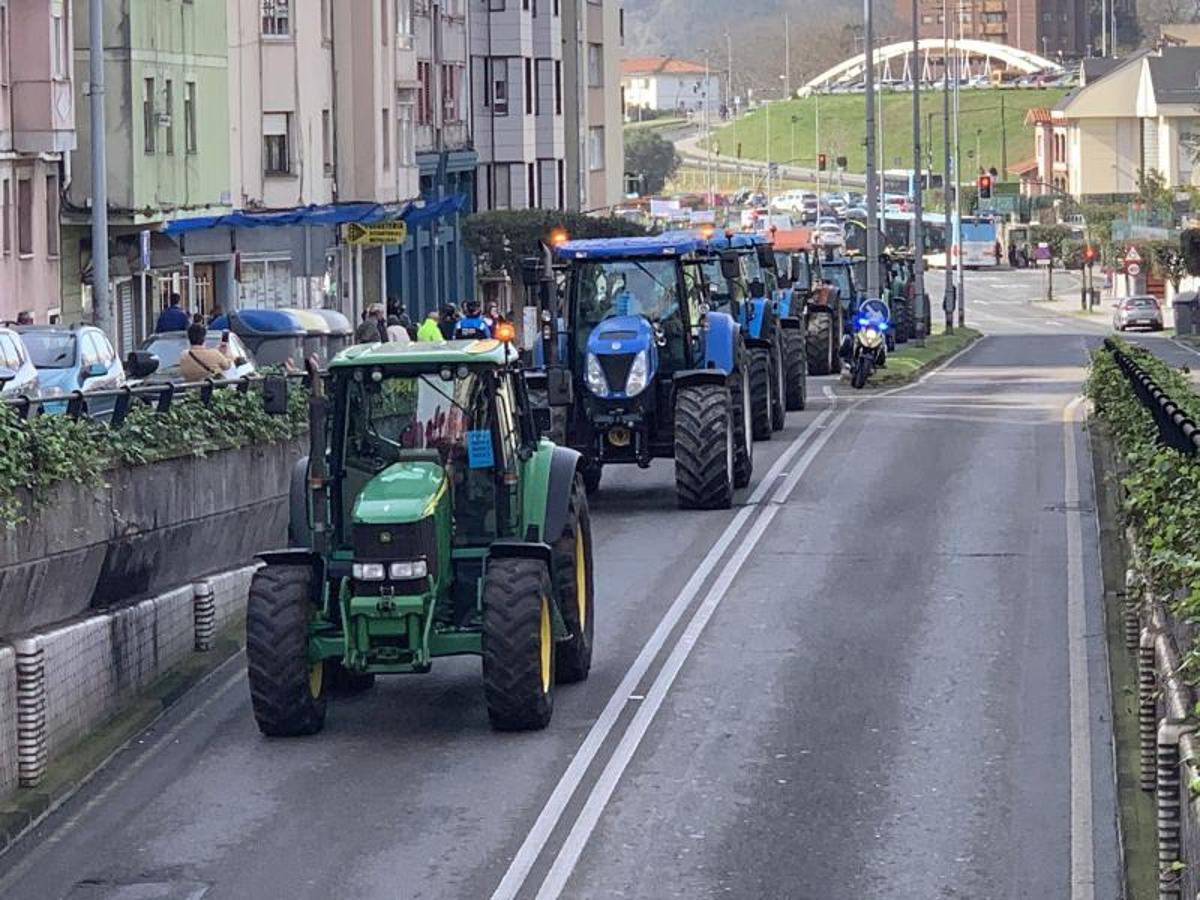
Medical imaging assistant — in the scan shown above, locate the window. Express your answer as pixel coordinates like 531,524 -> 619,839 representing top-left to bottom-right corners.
536,59 -> 551,114
527,162 -> 536,207
321,0 -> 331,41
587,43 -> 603,87
51,13 -> 65,79
163,79 -> 174,154
381,107 -> 390,170
396,0 -> 413,47
322,109 -> 333,174
263,113 -> 291,175
525,58 -> 533,115
0,179 -> 7,254
381,0 -> 388,43
489,0 -> 505,10
588,127 -> 605,171
494,164 -> 511,210
262,0 -> 290,36
0,7 -> 8,91
143,77 -> 155,153
554,60 -> 562,114
184,81 -> 197,153
17,177 -> 32,256
417,62 -> 432,124
619,8 -> 624,43
442,64 -> 461,123
397,98 -> 415,167
492,58 -> 509,115
45,175 -> 58,257
557,158 -> 564,208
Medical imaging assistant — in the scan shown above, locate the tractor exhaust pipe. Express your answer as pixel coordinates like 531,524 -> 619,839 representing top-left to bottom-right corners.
305,357 -> 329,557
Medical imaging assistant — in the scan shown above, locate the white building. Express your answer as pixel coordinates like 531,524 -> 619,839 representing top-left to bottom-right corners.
563,0 -> 623,211
621,56 -> 720,117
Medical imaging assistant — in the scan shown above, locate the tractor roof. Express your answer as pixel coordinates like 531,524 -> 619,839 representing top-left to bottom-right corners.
706,232 -> 768,251
555,232 -> 707,260
329,338 -> 512,369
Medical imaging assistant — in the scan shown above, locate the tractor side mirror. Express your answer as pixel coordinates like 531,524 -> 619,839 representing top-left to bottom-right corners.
546,367 -> 574,407
748,279 -> 766,299
720,251 -> 741,282
756,244 -> 776,269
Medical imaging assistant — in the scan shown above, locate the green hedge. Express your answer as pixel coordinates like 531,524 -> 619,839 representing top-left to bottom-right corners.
1085,339 -> 1200,646
0,385 -> 308,526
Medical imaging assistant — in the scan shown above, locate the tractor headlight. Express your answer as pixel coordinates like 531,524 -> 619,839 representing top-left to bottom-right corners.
389,559 -> 428,580
352,562 -> 387,581
624,350 -> 649,397
860,327 -> 882,349
585,352 -> 608,395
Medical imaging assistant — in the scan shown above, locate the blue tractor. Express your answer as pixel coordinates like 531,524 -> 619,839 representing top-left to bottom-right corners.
698,233 -> 807,439
531,233 -> 755,509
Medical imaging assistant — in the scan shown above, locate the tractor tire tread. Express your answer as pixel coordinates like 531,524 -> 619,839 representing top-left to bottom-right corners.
806,312 -> 834,376
783,329 -> 808,411
749,348 -> 773,441
482,558 -> 555,731
674,383 -> 734,510
553,477 -> 594,684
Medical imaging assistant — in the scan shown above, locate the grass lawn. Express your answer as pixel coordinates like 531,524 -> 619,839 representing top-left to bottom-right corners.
870,326 -> 983,387
624,117 -> 686,132
709,88 -> 1067,176
666,162 -> 821,196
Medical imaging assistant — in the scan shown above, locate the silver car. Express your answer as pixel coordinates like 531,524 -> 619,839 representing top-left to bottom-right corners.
1113,295 -> 1164,332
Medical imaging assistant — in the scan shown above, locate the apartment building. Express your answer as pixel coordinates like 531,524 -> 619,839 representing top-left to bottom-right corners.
66,0 -> 231,349
901,0 -> 1093,59
470,0 -> 622,213
0,0 -> 75,324
386,0 -> 478,315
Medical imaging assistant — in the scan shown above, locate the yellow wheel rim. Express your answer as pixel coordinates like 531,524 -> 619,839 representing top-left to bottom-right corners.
575,527 -> 587,632
539,596 -> 552,694
308,660 -> 324,699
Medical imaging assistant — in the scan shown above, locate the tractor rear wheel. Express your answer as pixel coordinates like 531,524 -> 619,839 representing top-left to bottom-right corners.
674,383 -> 735,510
893,299 -> 910,344
749,348 -> 773,441
730,342 -> 753,489
769,333 -> 786,431
806,312 -> 834,376
246,564 -> 326,737
783,329 -> 808,411
482,558 -> 556,731
553,475 -> 595,683
581,461 -> 602,496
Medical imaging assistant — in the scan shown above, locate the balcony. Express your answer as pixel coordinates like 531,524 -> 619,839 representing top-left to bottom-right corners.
11,77 -> 75,154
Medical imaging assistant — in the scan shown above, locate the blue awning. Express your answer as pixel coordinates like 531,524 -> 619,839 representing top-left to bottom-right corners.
162,195 -> 470,236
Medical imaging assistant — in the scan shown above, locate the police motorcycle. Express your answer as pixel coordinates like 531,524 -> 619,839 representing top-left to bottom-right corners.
841,297 -> 891,390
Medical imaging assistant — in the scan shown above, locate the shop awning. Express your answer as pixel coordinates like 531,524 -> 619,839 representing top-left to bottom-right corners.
162,195 -> 470,236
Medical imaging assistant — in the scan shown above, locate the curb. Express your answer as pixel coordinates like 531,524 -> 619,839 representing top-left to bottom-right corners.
0,628 -> 243,857
867,329 -> 984,388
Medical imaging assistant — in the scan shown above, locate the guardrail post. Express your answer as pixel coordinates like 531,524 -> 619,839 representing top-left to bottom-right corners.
1142,625 -> 1161,791
193,581 -> 216,651
13,637 -> 46,787
1158,720 -> 1192,899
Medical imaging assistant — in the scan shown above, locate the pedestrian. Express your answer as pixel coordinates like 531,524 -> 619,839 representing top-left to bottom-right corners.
1008,242 -> 1017,267
15,310 -> 32,325
438,303 -> 458,340
993,240 -> 1002,266
155,293 -> 189,333
386,314 -> 411,345
354,306 -> 382,343
179,322 -> 235,382
454,300 -> 492,340
417,308 -> 443,342
374,304 -> 388,343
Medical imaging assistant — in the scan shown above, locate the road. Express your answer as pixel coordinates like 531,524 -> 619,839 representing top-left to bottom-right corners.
2,268 -> 1186,899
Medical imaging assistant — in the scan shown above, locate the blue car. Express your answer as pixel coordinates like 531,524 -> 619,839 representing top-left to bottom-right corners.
16,325 -> 126,416
0,326 -> 39,399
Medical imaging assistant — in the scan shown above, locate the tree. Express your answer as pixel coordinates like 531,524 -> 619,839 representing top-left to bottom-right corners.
462,209 -> 647,281
1030,224 -> 1073,263
624,129 -> 681,196
1148,240 -> 1189,292
1137,168 -> 1174,213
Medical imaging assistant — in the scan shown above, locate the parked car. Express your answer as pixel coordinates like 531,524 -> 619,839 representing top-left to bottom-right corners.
1112,295 -> 1164,332
771,190 -> 807,213
16,325 -> 127,415
135,329 -> 256,384
0,326 -> 39,398
815,220 -> 845,248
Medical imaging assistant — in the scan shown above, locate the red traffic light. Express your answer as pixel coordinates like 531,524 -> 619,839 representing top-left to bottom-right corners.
817,153 -> 827,172
1084,245 -> 1097,265
977,175 -> 993,200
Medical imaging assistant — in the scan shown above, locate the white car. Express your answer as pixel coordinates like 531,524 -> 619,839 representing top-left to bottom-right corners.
815,221 -> 845,248
771,190 -> 807,213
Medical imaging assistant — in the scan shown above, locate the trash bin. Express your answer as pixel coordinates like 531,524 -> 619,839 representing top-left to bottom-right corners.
1173,292 -> 1199,335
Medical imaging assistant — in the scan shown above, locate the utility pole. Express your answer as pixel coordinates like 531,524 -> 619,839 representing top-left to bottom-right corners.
784,12 -> 792,100
815,91 -> 821,209
89,0 -> 111,338
864,0 -> 880,297
1000,91 -> 1007,179
912,0 -> 927,345
942,0 -> 954,332
954,0 -> 965,327
704,52 -> 714,203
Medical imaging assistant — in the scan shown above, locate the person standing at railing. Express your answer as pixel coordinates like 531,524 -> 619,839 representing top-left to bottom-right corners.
155,293 -> 190,333
179,322 -> 235,382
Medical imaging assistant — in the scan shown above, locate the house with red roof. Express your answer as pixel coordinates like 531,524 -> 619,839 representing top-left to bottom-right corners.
621,56 -> 722,117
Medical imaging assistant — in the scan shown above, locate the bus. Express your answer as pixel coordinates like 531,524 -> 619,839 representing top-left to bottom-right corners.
956,216 -> 999,267
881,169 -> 944,200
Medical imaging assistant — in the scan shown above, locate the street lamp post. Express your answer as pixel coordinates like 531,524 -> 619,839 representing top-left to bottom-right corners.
954,0 -> 965,328
942,0 -> 954,333
911,0 -> 927,345
89,0 -> 111,338
864,0 -> 880,298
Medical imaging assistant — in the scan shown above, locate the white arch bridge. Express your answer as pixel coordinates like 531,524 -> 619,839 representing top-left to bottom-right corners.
800,38 -> 1063,95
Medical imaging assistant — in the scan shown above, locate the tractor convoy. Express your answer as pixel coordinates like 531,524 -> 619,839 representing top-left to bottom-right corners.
244,228 -> 919,737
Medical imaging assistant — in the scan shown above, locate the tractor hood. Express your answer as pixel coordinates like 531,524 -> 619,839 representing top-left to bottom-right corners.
352,459 -> 448,525
584,316 -> 659,400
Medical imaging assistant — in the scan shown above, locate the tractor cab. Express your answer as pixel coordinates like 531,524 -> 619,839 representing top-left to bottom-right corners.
245,338 -> 597,737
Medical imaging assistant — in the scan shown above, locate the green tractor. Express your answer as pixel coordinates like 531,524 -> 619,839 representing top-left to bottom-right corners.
247,338 -> 595,734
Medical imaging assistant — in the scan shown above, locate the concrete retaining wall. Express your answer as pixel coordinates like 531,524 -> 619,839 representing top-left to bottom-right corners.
0,565 -> 256,805
0,439 -> 301,635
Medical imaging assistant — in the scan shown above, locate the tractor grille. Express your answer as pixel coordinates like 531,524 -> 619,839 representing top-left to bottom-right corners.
597,353 -> 635,393
353,519 -> 438,573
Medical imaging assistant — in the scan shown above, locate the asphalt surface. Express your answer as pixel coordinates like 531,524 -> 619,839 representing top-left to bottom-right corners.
0,268 -> 1170,900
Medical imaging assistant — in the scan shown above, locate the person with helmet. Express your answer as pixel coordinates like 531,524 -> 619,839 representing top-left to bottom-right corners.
454,300 -> 492,340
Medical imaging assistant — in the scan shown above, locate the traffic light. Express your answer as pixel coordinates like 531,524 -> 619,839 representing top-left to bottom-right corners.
817,153 -> 827,172
1083,244 -> 1097,267
977,174 -> 993,200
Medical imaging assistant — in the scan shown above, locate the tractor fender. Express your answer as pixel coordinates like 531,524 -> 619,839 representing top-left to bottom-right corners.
745,298 -> 771,340
779,316 -> 804,330
699,310 -> 739,374
255,549 -> 327,605
543,446 -> 584,546
487,540 -> 555,567
673,369 -> 732,390
288,455 -> 311,548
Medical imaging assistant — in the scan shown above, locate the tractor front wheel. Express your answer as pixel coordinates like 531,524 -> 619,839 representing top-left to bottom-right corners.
769,333 -> 786,431
783,329 -> 808,411
730,342 -> 754,489
553,475 -> 595,683
246,564 -> 327,737
674,383 -> 735,510
581,461 -> 603,495
482,558 -> 556,731
749,348 -> 773,441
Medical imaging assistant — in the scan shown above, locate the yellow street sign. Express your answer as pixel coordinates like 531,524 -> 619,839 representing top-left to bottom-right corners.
345,221 -> 408,246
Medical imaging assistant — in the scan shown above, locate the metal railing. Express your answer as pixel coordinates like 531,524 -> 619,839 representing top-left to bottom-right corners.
1105,338 -> 1200,457
0,371 -> 311,428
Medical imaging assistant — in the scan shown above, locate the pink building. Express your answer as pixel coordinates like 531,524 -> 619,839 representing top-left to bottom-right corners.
1024,107 -> 1068,197
0,0 -> 75,324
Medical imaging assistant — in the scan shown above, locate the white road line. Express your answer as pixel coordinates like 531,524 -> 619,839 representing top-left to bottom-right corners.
1063,396 -> 1095,900
487,388 -> 839,900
